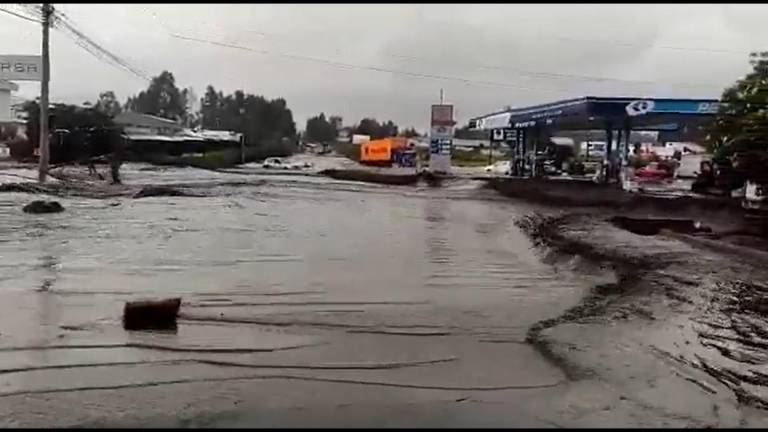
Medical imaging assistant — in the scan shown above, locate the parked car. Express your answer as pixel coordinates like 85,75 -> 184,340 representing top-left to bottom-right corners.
484,160 -> 511,175
743,180 -> 768,213
262,157 -> 304,170
635,162 -> 673,180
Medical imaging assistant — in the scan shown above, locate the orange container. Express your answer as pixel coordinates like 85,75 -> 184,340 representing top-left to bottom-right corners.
360,137 -> 408,162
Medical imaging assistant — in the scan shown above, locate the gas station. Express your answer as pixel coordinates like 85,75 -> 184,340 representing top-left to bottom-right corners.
469,96 -> 721,182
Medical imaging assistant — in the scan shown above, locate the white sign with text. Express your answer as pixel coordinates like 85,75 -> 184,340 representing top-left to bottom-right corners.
0,55 -> 42,81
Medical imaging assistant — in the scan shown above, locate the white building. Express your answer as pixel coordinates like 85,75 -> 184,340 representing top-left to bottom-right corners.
0,80 -> 19,123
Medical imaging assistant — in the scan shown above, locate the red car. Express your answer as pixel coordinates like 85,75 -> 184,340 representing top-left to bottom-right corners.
635,162 -> 674,180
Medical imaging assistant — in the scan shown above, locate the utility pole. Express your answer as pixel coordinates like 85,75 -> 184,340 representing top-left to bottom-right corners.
240,133 -> 245,164
38,3 -> 52,183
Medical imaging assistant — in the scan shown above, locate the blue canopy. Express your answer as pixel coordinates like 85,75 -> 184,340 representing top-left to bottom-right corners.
469,96 -> 720,131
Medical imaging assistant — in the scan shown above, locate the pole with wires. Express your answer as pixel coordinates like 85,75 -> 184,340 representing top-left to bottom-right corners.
38,3 -> 52,183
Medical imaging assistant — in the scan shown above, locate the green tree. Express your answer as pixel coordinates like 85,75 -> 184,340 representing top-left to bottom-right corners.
329,115 -> 343,134
353,118 -> 399,139
707,51 -> 768,160
125,71 -> 187,121
93,90 -> 122,118
305,113 -> 337,143
22,101 -> 119,164
197,85 -> 296,146
399,127 -> 420,138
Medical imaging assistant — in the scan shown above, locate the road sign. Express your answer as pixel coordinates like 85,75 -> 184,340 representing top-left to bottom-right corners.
491,128 -> 517,143
0,55 -> 42,81
430,138 -> 452,154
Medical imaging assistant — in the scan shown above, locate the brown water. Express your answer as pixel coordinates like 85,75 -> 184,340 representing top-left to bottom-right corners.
0,163 -> 612,427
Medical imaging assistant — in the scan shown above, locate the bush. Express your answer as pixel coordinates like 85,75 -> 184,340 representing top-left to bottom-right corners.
8,136 -> 34,161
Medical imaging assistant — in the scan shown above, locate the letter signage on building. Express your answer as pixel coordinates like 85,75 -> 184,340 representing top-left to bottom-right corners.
0,55 -> 42,81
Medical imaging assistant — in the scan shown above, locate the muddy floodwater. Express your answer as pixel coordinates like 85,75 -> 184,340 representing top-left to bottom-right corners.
0,161 -> 766,427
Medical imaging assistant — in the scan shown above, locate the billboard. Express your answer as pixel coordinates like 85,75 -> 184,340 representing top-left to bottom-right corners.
0,55 -> 42,81
431,104 -> 455,127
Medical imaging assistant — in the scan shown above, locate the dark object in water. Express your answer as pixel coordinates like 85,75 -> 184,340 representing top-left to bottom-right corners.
123,298 -> 182,331
610,216 -> 712,236
319,169 -> 420,186
420,170 -> 443,187
22,200 -> 64,214
133,186 -> 193,199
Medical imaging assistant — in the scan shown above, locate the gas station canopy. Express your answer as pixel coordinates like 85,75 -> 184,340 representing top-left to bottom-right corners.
469,96 -> 721,132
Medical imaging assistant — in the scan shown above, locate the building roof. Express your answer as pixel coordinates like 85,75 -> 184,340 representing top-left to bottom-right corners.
114,111 -> 183,129
0,80 -> 18,92
125,128 -> 241,143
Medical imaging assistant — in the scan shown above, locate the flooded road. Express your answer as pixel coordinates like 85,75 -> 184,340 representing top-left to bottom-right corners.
0,162 -> 614,427
2,161 -> 768,427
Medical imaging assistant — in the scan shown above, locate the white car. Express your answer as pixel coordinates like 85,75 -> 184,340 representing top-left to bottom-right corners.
262,157 -> 303,170
484,160 -> 512,175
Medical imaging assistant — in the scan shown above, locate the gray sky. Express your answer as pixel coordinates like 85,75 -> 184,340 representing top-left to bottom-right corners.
1,3 -> 766,131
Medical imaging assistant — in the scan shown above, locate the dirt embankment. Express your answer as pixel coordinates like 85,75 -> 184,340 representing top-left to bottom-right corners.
319,169 -> 445,187
517,211 -> 768,423
486,177 -> 744,220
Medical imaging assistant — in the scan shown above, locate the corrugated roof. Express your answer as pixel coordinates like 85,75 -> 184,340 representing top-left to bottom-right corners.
0,80 -> 18,92
114,111 -> 182,129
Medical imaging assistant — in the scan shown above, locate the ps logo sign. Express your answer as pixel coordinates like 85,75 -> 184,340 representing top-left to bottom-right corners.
625,100 -> 655,117
492,129 -> 504,141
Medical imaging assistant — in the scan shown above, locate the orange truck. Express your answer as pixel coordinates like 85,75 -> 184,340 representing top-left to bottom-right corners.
360,137 -> 408,165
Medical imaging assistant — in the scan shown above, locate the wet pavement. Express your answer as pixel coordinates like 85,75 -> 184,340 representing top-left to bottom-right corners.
0,159 -> 766,427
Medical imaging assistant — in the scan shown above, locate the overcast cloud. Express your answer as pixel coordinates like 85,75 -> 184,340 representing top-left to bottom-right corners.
0,3 -> 766,130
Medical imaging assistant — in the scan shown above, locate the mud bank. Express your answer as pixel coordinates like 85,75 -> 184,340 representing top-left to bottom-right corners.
517,211 -> 768,425
319,168 -> 447,187
487,177 -> 744,221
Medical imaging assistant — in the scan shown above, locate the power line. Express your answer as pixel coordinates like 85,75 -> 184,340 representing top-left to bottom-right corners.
546,33 -> 752,56
37,5 -> 150,82
168,32 -> 570,94
148,10 -> 728,92
386,53 -> 727,90
0,5 -> 41,23
53,12 -> 150,81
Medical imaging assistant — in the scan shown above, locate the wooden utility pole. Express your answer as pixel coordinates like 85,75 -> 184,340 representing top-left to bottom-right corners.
38,3 -> 52,183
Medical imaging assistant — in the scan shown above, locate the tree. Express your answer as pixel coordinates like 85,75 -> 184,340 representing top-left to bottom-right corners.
353,118 -> 399,139
22,101 -> 119,165
399,127 -> 420,138
707,51 -> 768,160
196,85 -> 297,146
94,91 -> 122,118
380,120 -> 398,138
180,87 -> 197,127
125,71 -> 187,121
305,113 -> 337,143
329,115 -> 343,133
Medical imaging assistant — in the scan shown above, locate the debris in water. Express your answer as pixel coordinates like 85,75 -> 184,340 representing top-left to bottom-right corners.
610,216 -> 711,236
22,200 -> 64,214
123,298 -> 182,331
133,186 -> 197,199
